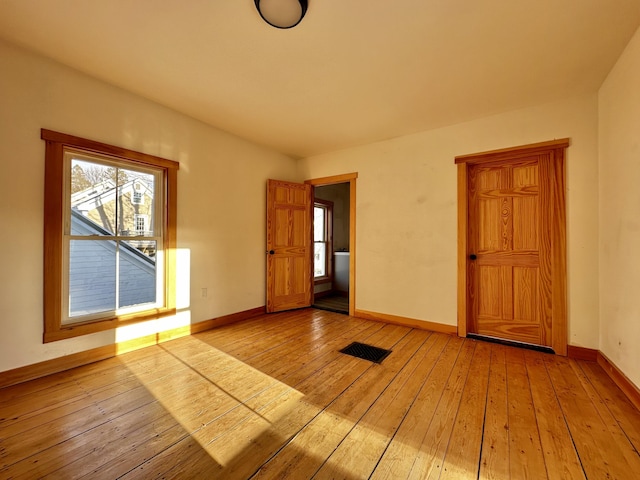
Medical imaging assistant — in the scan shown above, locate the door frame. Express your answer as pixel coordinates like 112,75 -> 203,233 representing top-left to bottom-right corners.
455,139 -> 569,355
305,173 -> 357,316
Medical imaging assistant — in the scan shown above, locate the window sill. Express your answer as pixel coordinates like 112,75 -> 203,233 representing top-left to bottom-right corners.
43,307 -> 177,343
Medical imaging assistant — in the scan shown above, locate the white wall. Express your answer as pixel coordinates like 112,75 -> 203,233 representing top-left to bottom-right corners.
299,94 -> 600,349
3,32 -> 632,379
599,26 -> 640,388
0,40 -> 297,372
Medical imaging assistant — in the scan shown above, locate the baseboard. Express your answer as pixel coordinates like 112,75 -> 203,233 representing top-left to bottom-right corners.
567,345 -> 598,362
597,351 -> 640,412
188,306 -> 265,334
354,309 -> 457,335
0,306 -> 265,389
567,346 -> 639,411
313,290 -> 333,300
313,290 -> 349,300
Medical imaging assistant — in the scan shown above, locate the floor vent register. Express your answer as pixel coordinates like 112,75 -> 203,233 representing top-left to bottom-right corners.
339,342 -> 392,364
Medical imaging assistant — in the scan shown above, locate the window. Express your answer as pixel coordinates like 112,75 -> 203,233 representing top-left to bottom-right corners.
313,199 -> 333,281
42,129 -> 178,342
132,190 -> 143,205
134,214 -> 148,235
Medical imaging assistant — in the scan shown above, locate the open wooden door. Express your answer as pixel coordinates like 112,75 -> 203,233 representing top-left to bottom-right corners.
266,179 -> 313,312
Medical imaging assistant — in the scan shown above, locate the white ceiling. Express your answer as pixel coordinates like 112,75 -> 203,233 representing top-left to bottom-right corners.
1,0 -> 639,158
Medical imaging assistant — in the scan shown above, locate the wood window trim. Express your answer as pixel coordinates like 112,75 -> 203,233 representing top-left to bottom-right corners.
313,198 -> 333,284
42,129 -> 179,343
455,138 -> 569,355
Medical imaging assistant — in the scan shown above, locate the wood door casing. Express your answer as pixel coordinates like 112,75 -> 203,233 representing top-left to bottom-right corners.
456,139 -> 568,355
266,179 -> 312,312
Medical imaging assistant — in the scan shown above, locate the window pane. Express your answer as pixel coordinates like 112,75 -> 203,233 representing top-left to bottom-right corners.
119,240 -> 157,309
314,242 -> 326,277
68,239 -> 116,318
118,169 -> 156,237
314,207 -> 325,241
70,159 -> 117,235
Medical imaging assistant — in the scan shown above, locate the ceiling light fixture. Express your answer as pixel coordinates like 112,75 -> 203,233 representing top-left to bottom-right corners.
254,0 -> 308,29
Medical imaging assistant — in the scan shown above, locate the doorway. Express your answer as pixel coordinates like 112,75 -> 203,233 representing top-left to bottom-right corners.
312,183 -> 350,314
455,139 -> 569,355
305,173 -> 357,316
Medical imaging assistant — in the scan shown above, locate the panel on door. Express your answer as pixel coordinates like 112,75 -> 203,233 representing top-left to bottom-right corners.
266,179 -> 312,312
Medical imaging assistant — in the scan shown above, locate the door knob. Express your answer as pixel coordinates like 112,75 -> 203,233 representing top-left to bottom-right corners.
469,254 -> 477,260
268,250 -> 275,255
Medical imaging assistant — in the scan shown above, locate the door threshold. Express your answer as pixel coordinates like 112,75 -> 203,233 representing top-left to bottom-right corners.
467,333 -> 555,354
312,305 -> 349,315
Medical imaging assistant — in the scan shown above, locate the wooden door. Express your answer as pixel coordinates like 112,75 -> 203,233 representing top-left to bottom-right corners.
456,140 -> 568,355
266,179 -> 313,312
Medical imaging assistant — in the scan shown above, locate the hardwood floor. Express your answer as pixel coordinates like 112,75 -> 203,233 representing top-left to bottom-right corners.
1,309 -> 640,479
313,294 -> 349,314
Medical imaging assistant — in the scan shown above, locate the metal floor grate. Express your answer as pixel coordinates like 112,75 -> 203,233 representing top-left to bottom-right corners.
339,342 -> 392,364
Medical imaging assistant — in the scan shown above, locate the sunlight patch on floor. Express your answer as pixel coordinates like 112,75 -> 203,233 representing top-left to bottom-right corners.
118,339 -> 305,468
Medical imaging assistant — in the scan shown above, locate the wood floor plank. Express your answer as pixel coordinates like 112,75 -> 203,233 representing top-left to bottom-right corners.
77,422 -> 189,479
121,359 -> 352,479
0,376 -> 143,440
5,401 -> 177,479
336,335 -> 462,480
0,381 -> 88,425
523,350 -> 586,480
504,347 -> 547,480
478,343 -> 510,480
234,315 -> 377,379
544,354 -> 639,479
406,339 -> 479,479
0,349 -> 196,458
0,383 -> 159,470
263,322 -> 387,388
569,358 -> 640,472
2,342 -> 283,475
1,310 -> 639,479
438,340 -> 492,480
117,352 -> 270,434
251,329 -> 433,479
176,311 -> 344,371
367,334 -> 457,480
196,325 -> 411,479
198,310 -> 337,360
253,321 -> 383,384
103,378 -> 295,480
120,322 -> 405,479
0,346 -> 162,405
579,360 -> 640,453
117,429 -> 221,480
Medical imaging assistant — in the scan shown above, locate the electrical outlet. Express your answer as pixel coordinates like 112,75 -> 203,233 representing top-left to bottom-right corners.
201,288 -> 208,298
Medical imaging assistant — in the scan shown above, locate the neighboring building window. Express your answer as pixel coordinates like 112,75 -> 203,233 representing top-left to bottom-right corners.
135,214 -> 148,235
42,129 -> 179,342
132,190 -> 143,205
314,199 -> 333,281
